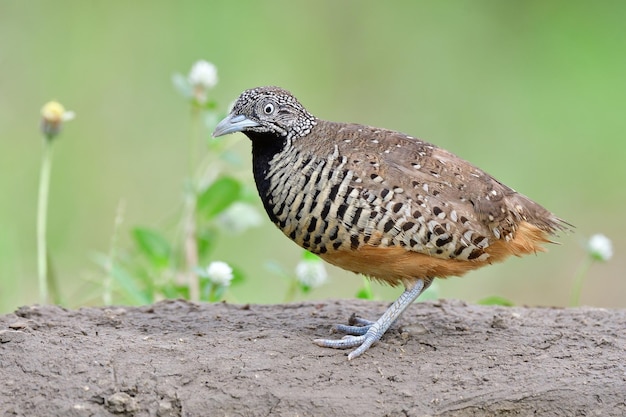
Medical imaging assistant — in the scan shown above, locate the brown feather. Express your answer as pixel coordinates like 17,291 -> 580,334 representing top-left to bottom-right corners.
319,221 -> 553,288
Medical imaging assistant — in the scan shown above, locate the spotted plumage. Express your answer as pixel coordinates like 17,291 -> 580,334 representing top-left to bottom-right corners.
213,86 -> 570,359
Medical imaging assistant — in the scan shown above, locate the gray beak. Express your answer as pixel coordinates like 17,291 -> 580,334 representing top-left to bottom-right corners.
212,114 -> 260,137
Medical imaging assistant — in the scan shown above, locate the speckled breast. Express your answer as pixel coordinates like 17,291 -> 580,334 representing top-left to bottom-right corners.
260,143 -> 481,261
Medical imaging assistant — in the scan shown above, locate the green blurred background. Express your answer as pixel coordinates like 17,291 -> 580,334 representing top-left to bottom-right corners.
1,1 -> 624,313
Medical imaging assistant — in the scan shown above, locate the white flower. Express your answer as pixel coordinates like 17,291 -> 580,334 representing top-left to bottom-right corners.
188,60 -> 218,88
295,259 -> 328,289
587,234 -> 613,262
206,261 -> 233,287
187,60 -> 218,105
218,202 -> 263,234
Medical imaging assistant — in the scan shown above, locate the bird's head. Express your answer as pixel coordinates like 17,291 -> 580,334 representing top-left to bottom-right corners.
212,86 -> 316,140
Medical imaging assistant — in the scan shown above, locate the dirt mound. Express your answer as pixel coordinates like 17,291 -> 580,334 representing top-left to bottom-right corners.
0,299 -> 624,416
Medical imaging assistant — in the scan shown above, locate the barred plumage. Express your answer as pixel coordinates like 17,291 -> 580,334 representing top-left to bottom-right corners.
213,86 -> 570,359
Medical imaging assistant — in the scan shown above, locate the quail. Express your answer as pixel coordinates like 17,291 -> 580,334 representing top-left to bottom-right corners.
213,86 -> 570,360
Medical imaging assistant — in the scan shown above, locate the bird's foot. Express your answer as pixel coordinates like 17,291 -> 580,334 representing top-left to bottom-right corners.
314,321 -> 384,360
315,315 -> 382,360
313,279 -> 427,360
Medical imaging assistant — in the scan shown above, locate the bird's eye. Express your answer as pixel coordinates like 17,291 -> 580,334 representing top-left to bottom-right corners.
263,103 -> 275,115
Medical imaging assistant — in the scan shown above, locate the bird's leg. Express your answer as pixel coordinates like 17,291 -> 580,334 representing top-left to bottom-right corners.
314,279 -> 426,360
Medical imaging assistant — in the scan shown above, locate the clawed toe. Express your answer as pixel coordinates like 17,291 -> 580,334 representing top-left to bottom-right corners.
347,314 -> 375,327
330,315 -> 375,335
315,319 -> 384,360
316,317 -> 372,348
332,323 -> 371,335
314,329 -> 380,360
314,335 -> 366,350
313,281 -> 427,359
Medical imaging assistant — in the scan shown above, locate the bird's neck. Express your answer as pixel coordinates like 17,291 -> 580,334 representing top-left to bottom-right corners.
247,131 -> 290,224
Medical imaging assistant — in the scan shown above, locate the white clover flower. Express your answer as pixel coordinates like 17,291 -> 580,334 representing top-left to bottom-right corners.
206,261 -> 233,287
587,234 -> 613,262
40,101 -> 75,139
295,259 -> 328,289
188,60 -> 217,104
218,202 -> 263,234
188,60 -> 218,88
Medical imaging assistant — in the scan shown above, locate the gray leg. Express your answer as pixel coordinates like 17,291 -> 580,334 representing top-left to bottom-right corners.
314,279 -> 426,360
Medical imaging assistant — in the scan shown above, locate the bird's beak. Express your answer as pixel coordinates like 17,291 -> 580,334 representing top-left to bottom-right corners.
212,114 -> 259,137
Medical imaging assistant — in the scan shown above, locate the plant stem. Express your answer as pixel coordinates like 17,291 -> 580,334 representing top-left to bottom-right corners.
284,278 -> 299,303
183,106 -> 201,302
183,190 -> 200,302
104,199 -> 125,305
570,257 -> 593,307
46,252 -> 64,305
189,105 -> 200,179
36,139 -> 53,304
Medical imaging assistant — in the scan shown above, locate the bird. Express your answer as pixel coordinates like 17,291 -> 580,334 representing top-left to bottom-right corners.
212,86 -> 570,360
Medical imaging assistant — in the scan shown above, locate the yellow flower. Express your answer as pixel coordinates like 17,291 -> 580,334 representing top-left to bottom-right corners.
40,101 -> 75,139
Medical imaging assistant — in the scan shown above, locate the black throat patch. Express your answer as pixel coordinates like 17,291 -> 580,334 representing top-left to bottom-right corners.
248,131 -> 289,224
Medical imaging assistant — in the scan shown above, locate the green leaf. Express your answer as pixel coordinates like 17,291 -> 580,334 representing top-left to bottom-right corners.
230,265 -> 246,286
199,276 -> 212,299
196,227 -> 217,261
356,276 -> 375,300
198,280 -> 227,302
160,282 -> 189,300
91,253 -> 152,305
132,227 -> 172,269
477,295 -> 515,307
203,100 -> 218,111
302,250 -> 321,262
209,285 -> 226,302
356,287 -> 374,300
197,177 -> 242,219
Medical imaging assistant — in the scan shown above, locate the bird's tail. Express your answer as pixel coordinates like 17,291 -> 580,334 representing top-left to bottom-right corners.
510,193 -> 573,238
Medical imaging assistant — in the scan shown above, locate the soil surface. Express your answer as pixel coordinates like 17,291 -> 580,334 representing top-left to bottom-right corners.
0,299 -> 624,417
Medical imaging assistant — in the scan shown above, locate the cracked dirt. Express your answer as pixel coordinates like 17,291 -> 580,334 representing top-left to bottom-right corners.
0,299 -> 625,416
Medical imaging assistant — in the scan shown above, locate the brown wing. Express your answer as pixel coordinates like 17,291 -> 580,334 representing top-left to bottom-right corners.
324,122 -> 566,262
